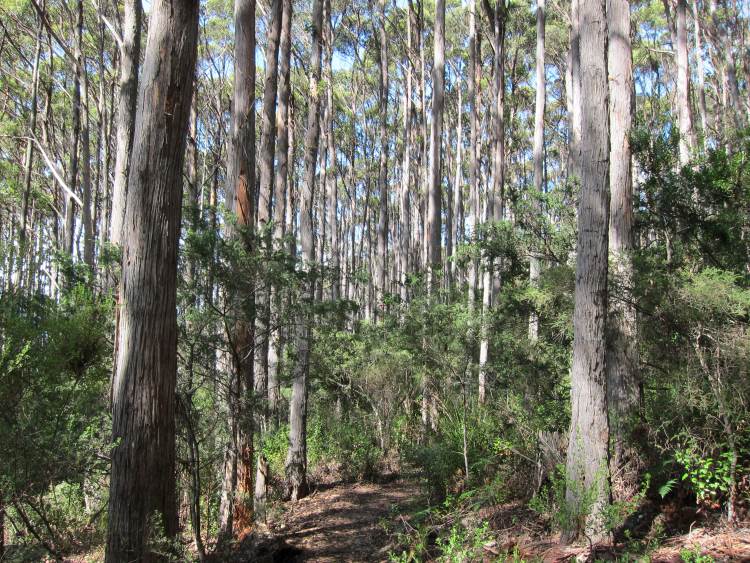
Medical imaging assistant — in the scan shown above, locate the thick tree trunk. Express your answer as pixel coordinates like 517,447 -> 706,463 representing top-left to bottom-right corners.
467,0 -> 479,311
692,1 -> 708,139
399,12 -> 412,305
286,0 -> 324,502
563,0 -> 611,542
105,0 -> 199,560
110,0 -> 142,247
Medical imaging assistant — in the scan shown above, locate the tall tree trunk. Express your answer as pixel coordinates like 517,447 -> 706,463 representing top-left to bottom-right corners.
220,0 -> 257,540
78,0 -> 94,270
529,0 -> 545,342
286,0 -> 324,502
105,0 -> 199,560
253,0 -> 283,513
325,7 -> 339,302
110,0 -> 142,247
399,10 -> 413,305
427,0 -> 445,293
267,0 -> 292,444
376,0 -> 389,316
563,0 -> 611,542
692,1 -> 708,140
467,0 -> 479,311
676,0 -> 693,165
64,24 -> 81,259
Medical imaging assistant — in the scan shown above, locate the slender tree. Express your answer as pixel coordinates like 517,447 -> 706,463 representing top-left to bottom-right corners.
219,0 -> 256,539
286,0 -> 324,502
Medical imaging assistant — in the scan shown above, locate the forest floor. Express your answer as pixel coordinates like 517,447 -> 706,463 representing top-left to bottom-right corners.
260,475 -> 423,562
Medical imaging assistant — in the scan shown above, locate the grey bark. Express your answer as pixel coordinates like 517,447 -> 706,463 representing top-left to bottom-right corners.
110,0 -> 142,248
105,0 -> 199,560
286,0 -> 324,502
376,0 -> 389,313
607,0 -> 640,501
529,0 -> 545,342
427,0 -> 445,293
563,0 -> 611,542
676,0 -> 693,165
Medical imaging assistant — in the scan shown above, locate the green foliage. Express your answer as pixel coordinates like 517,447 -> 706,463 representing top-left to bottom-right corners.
680,544 -> 715,563
0,285 -> 112,551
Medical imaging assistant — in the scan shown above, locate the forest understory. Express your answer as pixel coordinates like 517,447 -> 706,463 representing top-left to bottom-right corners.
2,0 -> 750,559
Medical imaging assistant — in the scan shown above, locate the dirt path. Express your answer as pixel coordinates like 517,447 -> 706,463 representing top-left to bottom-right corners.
267,477 -> 420,562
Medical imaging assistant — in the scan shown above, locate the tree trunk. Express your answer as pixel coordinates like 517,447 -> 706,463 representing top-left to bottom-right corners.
110,0 -> 142,247
427,0 -> 445,293
286,0 -> 324,502
375,0 -> 389,316
529,0 -> 545,342
607,0 -> 640,502
78,0 -> 94,270
563,0 -> 611,542
676,0 -> 693,165
105,0 -> 199,560
253,0 -> 283,509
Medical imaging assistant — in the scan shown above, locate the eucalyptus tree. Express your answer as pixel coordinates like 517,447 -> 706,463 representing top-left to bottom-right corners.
105,0 -> 199,559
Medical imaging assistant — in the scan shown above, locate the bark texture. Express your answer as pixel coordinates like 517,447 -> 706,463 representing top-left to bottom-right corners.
563,0 -> 611,543
105,0 -> 199,560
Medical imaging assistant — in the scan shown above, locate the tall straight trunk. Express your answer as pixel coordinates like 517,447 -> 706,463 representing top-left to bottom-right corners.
254,0 -> 283,493
376,0 -> 389,315
286,0 -> 324,502
607,0 -> 640,500
64,29 -> 82,258
692,1 -> 708,140
427,0 -> 445,292
19,21 -> 42,282
467,0 -> 479,311
567,0 -> 582,181
676,0 -> 693,165
325,10 -> 339,302
399,17 -> 412,304
529,0 -> 545,342
563,0 -> 611,542
451,84 -> 463,286
220,0 -> 256,540
78,0 -> 94,270
267,0 -> 292,439
110,0 -> 142,247
105,0 -> 199,560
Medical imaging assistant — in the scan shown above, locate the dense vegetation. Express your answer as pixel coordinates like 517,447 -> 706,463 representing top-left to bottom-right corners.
0,0 -> 749,560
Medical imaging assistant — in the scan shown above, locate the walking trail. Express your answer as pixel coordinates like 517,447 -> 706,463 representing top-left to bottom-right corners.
265,476 -> 420,562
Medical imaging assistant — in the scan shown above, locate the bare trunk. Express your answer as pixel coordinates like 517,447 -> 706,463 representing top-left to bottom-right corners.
529,0 -> 545,342
563,0 -> 611,541
286,0 -> 324,502
676,0 -> 693,165
110,0 -> 142,247
376,0 -> 389,315
607,0 -> 640,501
427,0 -> 445,293
105,0 -> 199,559
220,0 -> 257,540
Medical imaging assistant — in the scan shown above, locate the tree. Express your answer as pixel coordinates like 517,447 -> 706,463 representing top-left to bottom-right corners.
427,0 -> 445,293
219,0 -> 257,540
563,0 -> 611,542
286,0 -> 324,502
105,0 -> 199,559
109,0 -> 142,248
607,0 -> 640,499
529,0 -> 545,342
